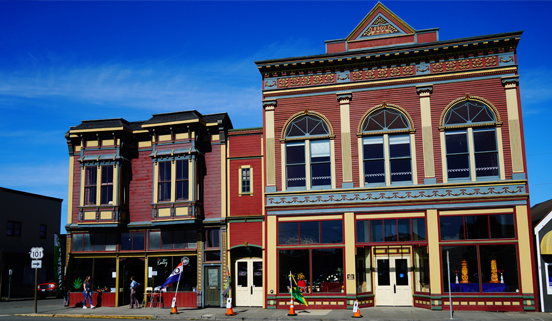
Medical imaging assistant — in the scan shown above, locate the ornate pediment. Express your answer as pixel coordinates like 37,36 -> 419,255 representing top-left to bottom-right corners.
347,2 -> 415,42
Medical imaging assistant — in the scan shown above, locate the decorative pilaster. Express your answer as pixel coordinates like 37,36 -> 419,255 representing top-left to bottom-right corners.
263,100 -> 277,191
502,76 -> 524,174
416,85 -> 435,184
337,93 -> 353,188
197,232 -> 203,303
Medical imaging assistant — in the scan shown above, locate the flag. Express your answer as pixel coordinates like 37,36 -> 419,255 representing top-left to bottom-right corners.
54,234 -> 63,294
222,267 -> 231,298
290,274 -> 308,306
161,261 -> 184,289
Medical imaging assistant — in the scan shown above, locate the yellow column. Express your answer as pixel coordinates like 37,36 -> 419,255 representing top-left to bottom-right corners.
68,156 -> 74,225
113,164 -> 119,206
338,93 -> 353,187
344,212 -> 356,295
427,209 -> 442,295
267,216 -> 277,296
515,205 -> 534,294
502,76 -> 524,173
416,85 -> 435,182
264,100 -> 277,188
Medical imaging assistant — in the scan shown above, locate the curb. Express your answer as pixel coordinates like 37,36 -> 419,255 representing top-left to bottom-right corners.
15,314 -> 153,319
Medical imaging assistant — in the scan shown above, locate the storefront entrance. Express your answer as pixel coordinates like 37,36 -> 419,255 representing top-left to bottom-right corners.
204,266 -> 221,307
375,256 -> 412,306
118,257 -> 145,306
235,258 -> 263,306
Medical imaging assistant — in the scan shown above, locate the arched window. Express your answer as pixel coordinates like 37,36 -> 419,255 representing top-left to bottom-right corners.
443,99 -> 499,180
360,106 -> 413,186
284,114 -> 332,190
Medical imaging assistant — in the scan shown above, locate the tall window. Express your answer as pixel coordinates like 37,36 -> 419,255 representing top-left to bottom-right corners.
176,160 -> 189,200
39,224 -> 47,239
7,221 -> 21,237
284,114 -> 332,190
158,161 -> 171,202
100,166 -> 113,205
84,166 -> 97,205
361,107 -> 413,186
443,100 -> 499,180
241,168 -> 251,194
205,229 -> 221,262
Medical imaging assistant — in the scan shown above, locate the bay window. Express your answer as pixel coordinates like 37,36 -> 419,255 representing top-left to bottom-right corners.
155,158 -> 190,203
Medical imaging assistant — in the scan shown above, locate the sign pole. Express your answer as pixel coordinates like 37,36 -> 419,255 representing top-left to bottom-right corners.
34,267 -> 38,313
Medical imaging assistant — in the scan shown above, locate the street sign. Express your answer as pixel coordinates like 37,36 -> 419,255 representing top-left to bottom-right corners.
31,260 -> 42,269
30,247 -> 44,259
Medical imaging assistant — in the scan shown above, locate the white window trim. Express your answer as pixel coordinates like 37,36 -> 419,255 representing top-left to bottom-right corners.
282,139 -> 335,191
238,165 -> 253,196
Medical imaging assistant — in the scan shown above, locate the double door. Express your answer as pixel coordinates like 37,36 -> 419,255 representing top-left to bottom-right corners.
235,259 -> 263,306
375,257 -> 412,306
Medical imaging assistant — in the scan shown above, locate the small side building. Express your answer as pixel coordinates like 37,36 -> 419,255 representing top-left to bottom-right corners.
0,187 -> 62,298
532,199 -> 552,312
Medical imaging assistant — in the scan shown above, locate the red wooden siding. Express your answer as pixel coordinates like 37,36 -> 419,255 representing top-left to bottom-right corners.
273,94 -> 343,191
129,151 -> 153,222
72,155 -> 81,223
203,144 -> 221,219
229,158 -> 263,216
228,131 -> 262,158
229,222 -> 262,248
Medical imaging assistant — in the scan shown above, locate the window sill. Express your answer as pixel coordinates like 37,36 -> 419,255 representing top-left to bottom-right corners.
311,185 -> 332,191
390,181 -> 413,187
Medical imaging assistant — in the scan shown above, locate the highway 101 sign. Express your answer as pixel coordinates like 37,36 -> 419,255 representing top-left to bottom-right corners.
30,247 -> 44,260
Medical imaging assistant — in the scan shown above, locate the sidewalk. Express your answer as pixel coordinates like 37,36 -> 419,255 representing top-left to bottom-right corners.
4,298 -> 552,320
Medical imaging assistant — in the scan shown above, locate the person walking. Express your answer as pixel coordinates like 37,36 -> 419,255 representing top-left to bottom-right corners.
129,276 -> 140,309
82,276 -> 94,309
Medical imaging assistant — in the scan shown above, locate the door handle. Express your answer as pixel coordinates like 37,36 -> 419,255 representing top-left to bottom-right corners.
394,284 -> 396,293
251,286 -> 253,295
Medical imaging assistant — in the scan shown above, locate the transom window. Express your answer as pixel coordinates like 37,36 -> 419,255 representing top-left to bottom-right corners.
443,100 -> 499,181
284,114 -> 332,190
361,107 -> 413,186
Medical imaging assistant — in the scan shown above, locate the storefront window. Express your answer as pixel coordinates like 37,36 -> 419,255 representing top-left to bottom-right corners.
479,244 -> 519,293
69,258 -> 116,292
356,247 -> 372,293
278,250 -> 309,293
312,249 -> 344,293
72,233 -> 117,252
121,231 -> 145,251
357,218 -> 426,243
147,256 -> 197,291
414,246 -> 429,293
278,221 -> 343,245
149,230 -> 197,250
440,214 -> 516,241
441,246 -> 479,292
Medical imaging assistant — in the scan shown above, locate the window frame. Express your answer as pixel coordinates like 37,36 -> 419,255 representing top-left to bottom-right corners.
356,217 -> 427,244
39,224 -> 47,239
278,220 -> 344,245
81,163 -> 117,208
439,213 -> 516,241
84,166 -> 98,206
100,165 -> 114,205
282,113 -> 335,192
239,166 -> 253,196
441,98 -> 503,182
7,221 -> 21,237
71,232 -> 117,252
204,228 -> 221,262
359,105 -> 415,187
153,157 -> 191,204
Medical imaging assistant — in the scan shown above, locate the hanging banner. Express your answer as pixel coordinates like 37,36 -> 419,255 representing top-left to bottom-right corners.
54,234 -> 63,295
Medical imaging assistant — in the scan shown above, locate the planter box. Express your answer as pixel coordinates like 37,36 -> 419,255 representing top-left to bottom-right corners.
68,291 -> 116,307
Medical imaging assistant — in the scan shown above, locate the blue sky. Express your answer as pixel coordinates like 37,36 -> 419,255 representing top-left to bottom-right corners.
1,1 -> 551,234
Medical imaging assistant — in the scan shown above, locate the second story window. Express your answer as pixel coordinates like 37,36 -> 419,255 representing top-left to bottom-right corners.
7,221 -> 21,237
240,167 -> 251,194
442,98 -> 500,181
175,160 -> 189,201
84,166 -> 97,205
283,113 -> 333,191
360,105 -> 414,186
101,166 -> 113,204
158,161 -> 171,202
39,224 -> 47,239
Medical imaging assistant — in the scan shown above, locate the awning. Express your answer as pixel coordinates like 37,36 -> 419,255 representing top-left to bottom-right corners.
541,230 -> 552,254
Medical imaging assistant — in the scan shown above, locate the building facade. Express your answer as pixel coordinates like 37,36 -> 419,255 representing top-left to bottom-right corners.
65,111 -> 232,307
256,2 -> 536,312
0,187 -> 62,298
65,2 -> 537,312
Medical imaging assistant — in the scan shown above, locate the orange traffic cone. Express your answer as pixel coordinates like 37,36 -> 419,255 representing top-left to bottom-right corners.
288,299 -> 297,316
170,297 -> 178,314
225,298 -> 236,316
352,300 -> 362,318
